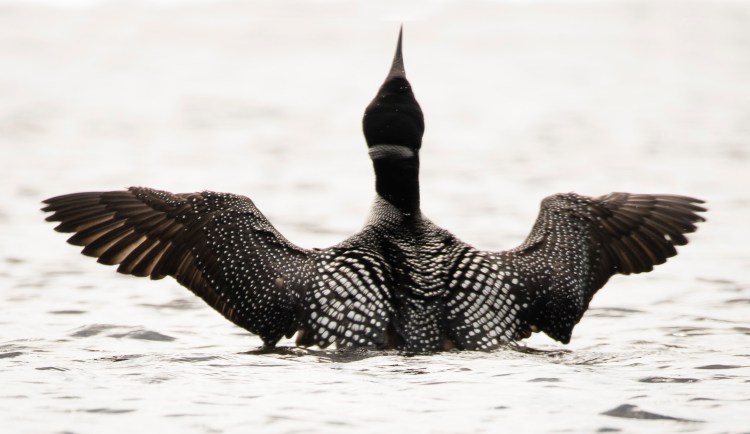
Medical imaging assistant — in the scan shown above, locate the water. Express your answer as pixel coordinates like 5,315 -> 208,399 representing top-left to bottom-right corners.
2,1 -> 749,433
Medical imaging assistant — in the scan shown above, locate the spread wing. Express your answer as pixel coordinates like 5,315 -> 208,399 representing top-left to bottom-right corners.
446,192 -> 705,349
43,187 -> 396,349
507,192 -> 706,343
42,187 -> 312,347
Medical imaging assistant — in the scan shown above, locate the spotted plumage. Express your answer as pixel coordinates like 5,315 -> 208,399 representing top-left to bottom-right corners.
42,29 -> 706,352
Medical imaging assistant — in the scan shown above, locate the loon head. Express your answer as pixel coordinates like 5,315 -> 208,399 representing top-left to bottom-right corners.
363,27 -> 425,160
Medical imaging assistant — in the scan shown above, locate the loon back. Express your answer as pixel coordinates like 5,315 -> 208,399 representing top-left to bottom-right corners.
42,29 -> 706,352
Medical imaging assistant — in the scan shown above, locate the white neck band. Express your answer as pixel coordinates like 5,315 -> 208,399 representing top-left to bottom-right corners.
368,144 -> 416,160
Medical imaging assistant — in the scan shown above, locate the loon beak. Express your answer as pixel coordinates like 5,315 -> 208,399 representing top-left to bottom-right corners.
387,26 -> 405,79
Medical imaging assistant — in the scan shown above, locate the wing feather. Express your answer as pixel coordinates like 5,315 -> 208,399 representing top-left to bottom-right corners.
43,187 -> 313,346
504,192 -> 706,342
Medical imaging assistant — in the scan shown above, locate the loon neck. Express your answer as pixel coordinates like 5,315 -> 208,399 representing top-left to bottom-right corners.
372,151 -> 420,216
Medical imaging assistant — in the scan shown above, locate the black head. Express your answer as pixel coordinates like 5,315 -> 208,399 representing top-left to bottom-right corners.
363,27 -> 425,158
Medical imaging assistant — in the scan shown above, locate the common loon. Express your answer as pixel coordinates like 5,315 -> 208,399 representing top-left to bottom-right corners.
42,29 -> 705,352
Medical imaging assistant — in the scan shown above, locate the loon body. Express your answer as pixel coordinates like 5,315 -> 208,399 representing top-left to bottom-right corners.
42,29 -> 705,351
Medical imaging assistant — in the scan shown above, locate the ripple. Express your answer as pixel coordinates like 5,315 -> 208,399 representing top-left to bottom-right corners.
696,364 -> 743,370
108,330 -> 176,342
169,355 -> 225,363
0,351 -> 23,359
665,326 -> 713,337
142,375 -> 174,384
725,298 -> 750,305
398,368 -> 428,375
70,324 -> 119,337
241,346 -> 312,357
639,377 -> 700,383
49,310 -> 86,315
70,325 -> 176,341
508,344 -> 571,357
588,307 -> 644,318
696,277 -> 735,285
95,355 -> 144,363
80,408 -> 136,414
41,269 -> 83,277
318,347 -> 401,363
240,346 -> 399,364
139,298 -> 201,310
601,404 -> 703,422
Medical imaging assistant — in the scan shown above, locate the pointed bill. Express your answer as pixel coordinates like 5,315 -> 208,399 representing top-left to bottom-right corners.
387,26 -> 405,79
